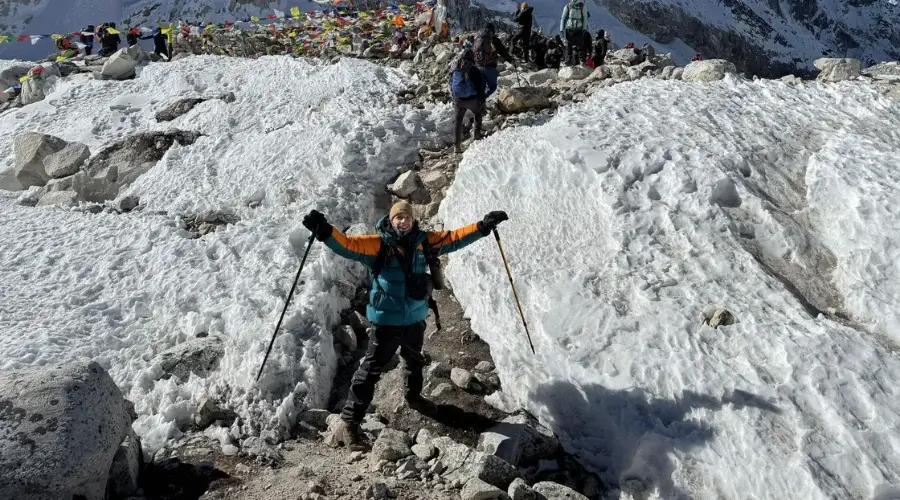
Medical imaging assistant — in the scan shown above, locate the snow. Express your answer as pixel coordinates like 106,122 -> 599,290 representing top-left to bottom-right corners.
0,55 -> 447,458
440,76 -> 900,499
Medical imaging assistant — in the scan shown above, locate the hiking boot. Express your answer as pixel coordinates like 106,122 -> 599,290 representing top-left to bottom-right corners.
325,419 -> 366,450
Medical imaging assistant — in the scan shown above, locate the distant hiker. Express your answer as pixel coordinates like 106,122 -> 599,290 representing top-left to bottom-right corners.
641,42 -> 655,61
559,0 -> 589,65
448,49 -> 487,153
591,29 -> 607,67
512,2 -> 534,62
580,30 -> 592,65
302,203 -> 510,448
692,53 -> 703,61
546,36 -> 563,69
55,36 -> 79,60
98,22 -> 121,57
126,28 -> 141,47
80,25 -> 95,56
151,28 -> 170,59
533,35 -> 548,69
473,22 -> 514,98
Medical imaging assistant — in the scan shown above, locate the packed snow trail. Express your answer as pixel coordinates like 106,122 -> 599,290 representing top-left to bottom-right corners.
440,76 -> 900,499
0,55 -> 452,458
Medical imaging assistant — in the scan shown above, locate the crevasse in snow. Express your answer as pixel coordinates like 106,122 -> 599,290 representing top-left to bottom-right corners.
440,76 -> 900,500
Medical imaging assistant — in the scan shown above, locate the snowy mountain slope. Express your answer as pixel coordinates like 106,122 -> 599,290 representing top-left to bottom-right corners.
0,55 -> 449,457
440,77 -> 900,499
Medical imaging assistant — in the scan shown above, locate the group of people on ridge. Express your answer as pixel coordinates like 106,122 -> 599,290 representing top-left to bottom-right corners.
56,22 -> 171,61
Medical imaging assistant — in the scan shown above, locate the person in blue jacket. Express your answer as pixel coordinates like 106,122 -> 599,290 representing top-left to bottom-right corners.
302,201 -> 508,446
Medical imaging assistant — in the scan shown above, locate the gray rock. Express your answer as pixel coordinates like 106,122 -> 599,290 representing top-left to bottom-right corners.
14,132 -> 70,188
108,428 -> 142,498
475,372 -> 501,392
532,481 -> 589,499
610,48 -> 642,66
814,57 -> 861,82
193,397 -> 235,429
0,166 -> 23,191
371,428 -> 412,462
101,45 -> 143,80
117,195 -> 140,212
474,361 -> 494,372
509,478 -> 536,500
451,367 -> 474,389
557,66 -> 592,81
388,170 -> 424,198
477,411 -> 560,467
20,63 -> 61,105
431,382 -> 454,398
671,67 -> 684,80
45,176 -> 74,192
36,190 -> 80,208
420,169 -> 449,191
0,64 -> 32,90
154,337 -> 224,382
411,442 -> 437,460
432,436 -> 519,489
707,308 -> 737,328
156,98 -> 206,122
660,66 -> 676,80
498,87 -> 551,113
426,362 -> 452,380
334,325 -> 358,352
241,436 -> 282,461
681,60 -> 737,82
300,408 -> 332,428
462,477 -> 506,500
415,427 -> 435,445
366,482 -> 391,499
44,143 -> 91,178
361,413 -> 387,436
0,361 -> 132,500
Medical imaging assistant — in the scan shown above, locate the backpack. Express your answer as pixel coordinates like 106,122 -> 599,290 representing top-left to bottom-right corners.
371,238 -> 443,330
448,57 -> 477,100
566,1 -> 585,30
473,30 -> 497,67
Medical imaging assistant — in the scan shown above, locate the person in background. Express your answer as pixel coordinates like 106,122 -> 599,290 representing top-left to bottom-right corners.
559,0 -> 589,65
448,48 -> 487,153
473,22 -> 514,98
80,25 -> 95,56
511,2 -> 534,62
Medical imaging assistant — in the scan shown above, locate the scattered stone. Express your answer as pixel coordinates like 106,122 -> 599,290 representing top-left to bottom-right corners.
14,132 -> 70,188
814,57 -> 861,82
241,436 -> 283,462
426,362 -> 452,380
474,372 -> 501,392
117,195 -> 140,212
43,143 -> 91,179
461,477 -> 506,500
366,482 -> 391,500
509,478 -> 537,500
334,325 -> 358,352
532,481 -> 589,499
681,59 -> 738,82
420,169 -> 449,191
0,361 -> 132,500
477,411 -> 560,467
154,336 -> 225,382
707,308 -> 737,328
431,382 -> 455,398
557,66 -> 592,81
388,170 -> 425,199
498,87 -> 551,114
411,442 -> 437,460
193,396 -> 236,429
362,413 -> 388,436
451,367 -> 474,389
300,408 -> 332,429
370,428 -> 412,462
474,361 -> 494,372
432,436 -> 519,489
415,427 -> 435,445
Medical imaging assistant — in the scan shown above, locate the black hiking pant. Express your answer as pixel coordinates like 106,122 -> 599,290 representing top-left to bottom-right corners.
454,98 -> 484,148
340,321 -> 427,424
565,28 -> 585,65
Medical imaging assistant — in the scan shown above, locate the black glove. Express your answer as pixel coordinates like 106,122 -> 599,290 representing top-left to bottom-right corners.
302,209 -> 333,242
477,210 -> 509,235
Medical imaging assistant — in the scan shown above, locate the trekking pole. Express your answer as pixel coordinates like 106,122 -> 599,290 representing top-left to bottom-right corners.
255,231 -> 317,382
492,229 -> 535,354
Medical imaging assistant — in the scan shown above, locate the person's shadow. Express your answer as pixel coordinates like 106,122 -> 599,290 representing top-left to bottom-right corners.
531,381 -> 782,499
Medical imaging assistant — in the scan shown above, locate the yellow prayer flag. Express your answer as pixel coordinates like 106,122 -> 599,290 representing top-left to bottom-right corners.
56,56 -> 67,62
19,75 -> 30,83
0,35 -> 8,43
291,7 -> 301,17
106,28 -> 120,34
51,34 -> 63,40
251,16 -> 260,23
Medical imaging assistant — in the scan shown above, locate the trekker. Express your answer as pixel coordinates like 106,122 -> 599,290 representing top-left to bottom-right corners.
152,28 -> 170,59
591,29 -> 607,67
473,22 -> 514,98
302,203 -> 510,447
448,49 -> 487,153
512,2 -> 534,62
80,25 -> 95,56
559,0 -> 589,65
98,22 -> 121,57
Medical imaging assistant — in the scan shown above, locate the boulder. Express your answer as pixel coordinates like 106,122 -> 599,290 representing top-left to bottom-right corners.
814,57 -> 861,82
108,428 -> 142,498
20,63 -> 61,105
154,337 -> 225,382
509,478 -> 537,500
14,132 -> 70,188
432,436 -> 519,489
477,411 -> 560,467
333,325 -> 358,352
193,397 -> 235,429
388,170 -> 424,199
532,481 -> 589,499
498,87 -> 551,114
73,130 -> 201,203
609,65 -> 627,80
0,361 -> 132,500
660,66 -> 676,80
0,166 -> 23,191
610,48 -> 642,66
44,143 -> 91,178
651,53 -> 676,68
370,429 -> 412,462
451,367 -> 474,389
780,74 -> 803,85
420,169 -> 449,191
681,59 -> 737,82
474,361 -> 494,372
0,64 -> 32,90
101,45 -> 143,80
587,66 -> 610,81
462,478 -> 506,500
36,190 -> 80,208
557,66 -> 592,81
525,69 -> 558,86
707,308 -> 737,328
671,67 -> 684,80
411,442 -> 437,460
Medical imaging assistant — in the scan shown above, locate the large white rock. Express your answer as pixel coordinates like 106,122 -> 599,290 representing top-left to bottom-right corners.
101,45 -> 143,80
609,48 -> 642,66
525,68 -> 558,86
44,143 -> 91,178
498,87 -> 551,114
14,132 -> 70,188
0,361 -> 133,500
557,65 -> 592,81
20,63 -> 61,105
814,57 -> 861,82
862,61 -> 900,78
461,478 -> 506,500
388,170 -> 424,198
681,59 -> 737,82
0,64 -> 32,89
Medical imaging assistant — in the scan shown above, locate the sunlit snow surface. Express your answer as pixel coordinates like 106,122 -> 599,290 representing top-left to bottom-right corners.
440,76 -> 900,499
0,55 -> 450,457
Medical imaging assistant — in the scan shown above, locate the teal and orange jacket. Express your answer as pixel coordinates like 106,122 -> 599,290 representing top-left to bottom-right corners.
324,216 -> 484,326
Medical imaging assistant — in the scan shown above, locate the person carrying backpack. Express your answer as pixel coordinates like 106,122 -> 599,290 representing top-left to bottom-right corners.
512,2 -> 534,62
98,22 -> 121,57
473,22 -> 514,98
559,0 -> 589,65
448,49 -> 487,153
302,203 -> 509,448
591,29 -> 607,67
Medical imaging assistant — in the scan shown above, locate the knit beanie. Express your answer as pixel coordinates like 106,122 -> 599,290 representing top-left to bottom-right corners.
390,201 -> 414,221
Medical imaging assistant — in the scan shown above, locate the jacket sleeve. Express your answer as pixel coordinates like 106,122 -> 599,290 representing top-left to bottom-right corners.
560,6 -> 568,32
469,65 -> 486,101
492,35 -> 514,63
322,227 -> 381,266
427,223 -> 485,256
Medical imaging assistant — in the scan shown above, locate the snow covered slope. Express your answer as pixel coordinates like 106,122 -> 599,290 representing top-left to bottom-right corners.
0,55 -> 449,457
440,77 -> 900,499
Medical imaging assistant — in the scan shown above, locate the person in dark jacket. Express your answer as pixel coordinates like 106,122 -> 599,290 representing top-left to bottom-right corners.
98,22 -> 121,57
511,2 -> 534,62
546,35 -> 563,68
449,49 -> 487,153
473,22 -> 514,98
592,29 -> 607,66
302,203 -> 509,447
533,35 -> 548,69
80,25 -> 95,56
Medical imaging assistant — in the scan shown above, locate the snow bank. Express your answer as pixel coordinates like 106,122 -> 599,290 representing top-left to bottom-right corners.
440,78 -> 900,499
0,55 -> 448,458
